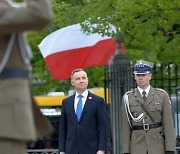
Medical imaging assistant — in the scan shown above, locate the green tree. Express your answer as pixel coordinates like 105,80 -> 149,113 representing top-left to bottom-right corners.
26,0 -> 179,95
51,0 -> 180,63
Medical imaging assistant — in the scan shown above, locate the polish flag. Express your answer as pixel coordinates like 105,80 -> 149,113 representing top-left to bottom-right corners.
38,23 -> 120,80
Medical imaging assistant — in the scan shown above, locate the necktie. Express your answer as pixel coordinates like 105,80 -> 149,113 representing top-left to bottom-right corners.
142,91 -> 147,102
76,95 -> 83,121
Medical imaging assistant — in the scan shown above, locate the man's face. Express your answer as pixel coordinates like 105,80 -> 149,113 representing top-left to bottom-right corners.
71,71 -> 88,93
135,73 -> 152,89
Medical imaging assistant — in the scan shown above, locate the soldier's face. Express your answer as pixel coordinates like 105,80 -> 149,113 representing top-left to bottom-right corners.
135,73 -> 152,89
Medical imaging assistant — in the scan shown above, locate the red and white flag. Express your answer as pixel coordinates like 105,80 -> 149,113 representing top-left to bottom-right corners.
38,23 -> 119,80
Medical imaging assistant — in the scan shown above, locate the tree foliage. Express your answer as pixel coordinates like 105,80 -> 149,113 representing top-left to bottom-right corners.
51,0 -> 180,63
25,0 -> 180,95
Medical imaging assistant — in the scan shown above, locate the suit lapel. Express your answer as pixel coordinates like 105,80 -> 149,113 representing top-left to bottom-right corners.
134,88 -> 144,104
146,87 -> 155,105
79,92 -> 93,122
69,94 -> 77,122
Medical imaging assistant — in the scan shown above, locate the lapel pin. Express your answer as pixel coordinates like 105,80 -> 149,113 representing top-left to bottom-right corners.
88,96 -> 92,100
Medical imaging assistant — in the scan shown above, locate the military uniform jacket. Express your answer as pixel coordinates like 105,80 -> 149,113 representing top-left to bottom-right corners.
0,0 -> 53,141
122,86 -> 176,154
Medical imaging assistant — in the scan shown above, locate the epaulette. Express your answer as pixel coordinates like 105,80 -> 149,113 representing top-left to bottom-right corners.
125,90 -> 134,95
155,88 -> 168,95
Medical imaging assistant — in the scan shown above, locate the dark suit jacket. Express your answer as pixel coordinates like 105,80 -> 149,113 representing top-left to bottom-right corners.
59,91 -> 108,154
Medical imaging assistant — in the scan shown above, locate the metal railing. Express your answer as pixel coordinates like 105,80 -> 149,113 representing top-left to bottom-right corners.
26,148 -> 180,154
26,149 -> 58,154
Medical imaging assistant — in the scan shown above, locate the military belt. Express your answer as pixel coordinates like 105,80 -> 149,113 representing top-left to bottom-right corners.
0,69 -> 29,79
132,122 -> 162,131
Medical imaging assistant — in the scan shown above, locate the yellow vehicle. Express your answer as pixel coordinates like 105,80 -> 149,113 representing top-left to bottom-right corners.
34,95 -> 66,107
33,88 -> 106,116
34,87 -> 106,107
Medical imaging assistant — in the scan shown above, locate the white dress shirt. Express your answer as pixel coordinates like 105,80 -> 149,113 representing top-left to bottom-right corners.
74,89 -> 88,113
137,85 -> 150,97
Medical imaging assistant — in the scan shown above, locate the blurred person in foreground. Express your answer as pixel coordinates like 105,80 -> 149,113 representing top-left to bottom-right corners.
59,69 -> 108,154
0,0 -> 53,154
121,60 -> 176,154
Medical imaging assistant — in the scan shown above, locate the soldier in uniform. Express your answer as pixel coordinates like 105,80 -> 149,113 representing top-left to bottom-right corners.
122,60 -> 176,154
0,0 -> 53,154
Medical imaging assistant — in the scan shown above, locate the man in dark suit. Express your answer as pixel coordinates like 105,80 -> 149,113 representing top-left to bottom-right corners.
59,69 -> 108,154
